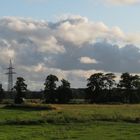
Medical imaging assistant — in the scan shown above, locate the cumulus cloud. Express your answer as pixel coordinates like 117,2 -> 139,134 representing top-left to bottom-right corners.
0,16 -> 140,90
80,57 -> 98,64
38,36 -> 65,54
56,15 -> 121,46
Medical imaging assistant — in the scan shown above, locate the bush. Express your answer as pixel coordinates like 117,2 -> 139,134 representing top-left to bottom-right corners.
4,103 -> 57,110
14,97 -> 25,104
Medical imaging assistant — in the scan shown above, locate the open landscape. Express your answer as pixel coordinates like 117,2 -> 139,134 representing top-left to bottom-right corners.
0,104 -> 140,140
1,0 -> 140,139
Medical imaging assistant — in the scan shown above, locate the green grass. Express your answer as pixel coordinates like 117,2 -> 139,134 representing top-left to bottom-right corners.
1,104 -> 140,124
0,104 -> 140,139
0,122 -> 140,140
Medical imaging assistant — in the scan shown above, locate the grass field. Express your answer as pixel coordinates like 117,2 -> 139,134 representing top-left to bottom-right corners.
0,104 -> 140,139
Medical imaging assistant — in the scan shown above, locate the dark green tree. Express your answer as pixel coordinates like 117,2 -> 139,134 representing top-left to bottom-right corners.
14,77 -> 27,104
118,72 -> 140,103
87,73 -> 105,91
0,84 -> 4,102
86,73 -> 105,103
104,73 -> 116,90
44,74 -> 58,103
118,73 -> 140,90
86,73 -> 116,103
57,79 -> 72,103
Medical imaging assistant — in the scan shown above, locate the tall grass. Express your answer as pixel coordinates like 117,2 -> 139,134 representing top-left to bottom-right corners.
0,104 -> 140,125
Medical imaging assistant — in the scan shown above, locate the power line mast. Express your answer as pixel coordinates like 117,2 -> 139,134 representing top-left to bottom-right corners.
6,60 -> 16,92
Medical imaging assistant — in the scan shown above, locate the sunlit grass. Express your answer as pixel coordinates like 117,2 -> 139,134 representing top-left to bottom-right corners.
0,104 -> 140,139
0,104 -> 140,124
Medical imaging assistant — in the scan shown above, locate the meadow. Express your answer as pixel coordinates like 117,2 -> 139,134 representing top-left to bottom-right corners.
0,104 -> 140,139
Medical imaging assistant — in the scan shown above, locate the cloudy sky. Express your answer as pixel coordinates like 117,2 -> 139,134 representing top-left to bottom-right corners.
0,0 -> 140,90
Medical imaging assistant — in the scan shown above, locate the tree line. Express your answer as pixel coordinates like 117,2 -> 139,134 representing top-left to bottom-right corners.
0,72 -> 140,104
86,72 -> 140,103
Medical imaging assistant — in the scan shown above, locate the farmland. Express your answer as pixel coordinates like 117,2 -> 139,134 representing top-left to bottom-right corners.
0,104 -> 140,139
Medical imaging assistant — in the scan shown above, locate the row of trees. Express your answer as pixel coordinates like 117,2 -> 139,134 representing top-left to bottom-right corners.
0,72 -> 140,104
87,72 -> 140,91
13,75 -> 72,104
44,75 -> 72,103
86,72 -> 140,103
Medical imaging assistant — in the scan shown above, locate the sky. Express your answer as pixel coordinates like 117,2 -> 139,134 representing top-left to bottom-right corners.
0,0 -> 140,32
0,0 -> 140,90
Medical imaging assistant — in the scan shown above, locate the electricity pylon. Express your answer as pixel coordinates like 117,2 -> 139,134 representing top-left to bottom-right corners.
6,60 -> 16,92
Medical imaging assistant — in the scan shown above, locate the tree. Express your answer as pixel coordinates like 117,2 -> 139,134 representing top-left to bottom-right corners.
44,74 -> 58,103
86,73 -> 105,103
57,79 -> 72,103
0,84 -> 4,102
118,73 -> 140,90
14,77 -> 27,104
118,72 -> 140,103
87,73 -> 105,92
86,73 -> 116,103
104,73 -> 116,90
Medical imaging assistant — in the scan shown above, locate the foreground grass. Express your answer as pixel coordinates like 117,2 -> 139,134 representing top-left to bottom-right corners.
0,104 -> 140,139
0,122 -> 140,140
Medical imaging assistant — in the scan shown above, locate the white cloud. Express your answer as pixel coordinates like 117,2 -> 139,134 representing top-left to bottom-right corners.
38,36 -> 65,54
56,15 -> 109,46
34,63 -> 46,72
80,57 -> 98,64
0,16 -> 140,90
55,15 -> 138,46
0,39 -> 15,64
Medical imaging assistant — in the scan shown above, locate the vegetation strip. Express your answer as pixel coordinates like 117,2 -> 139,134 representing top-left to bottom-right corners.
4,104 -> 57,110
0,104 -> 140,125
